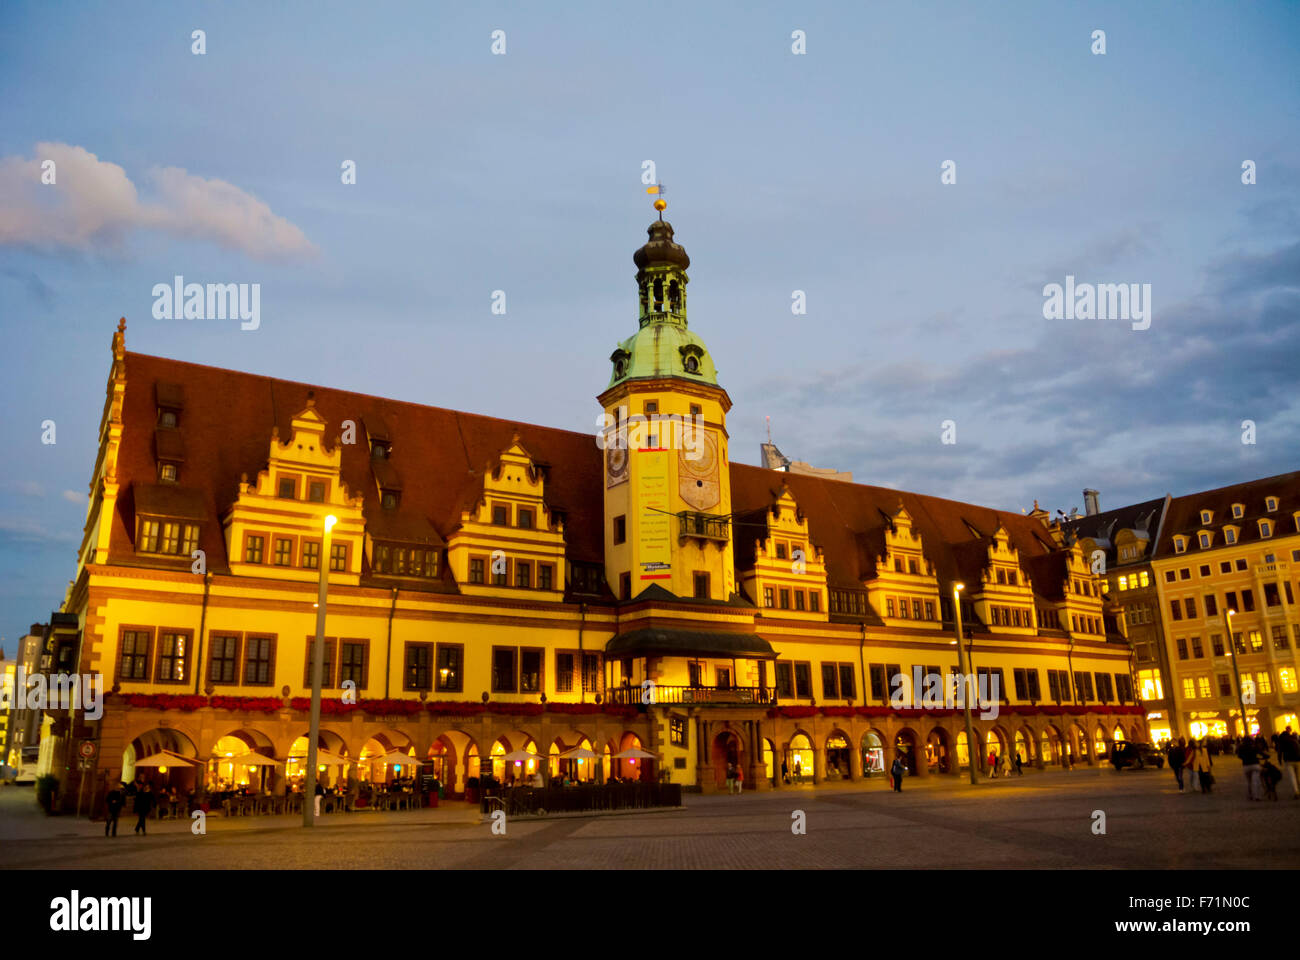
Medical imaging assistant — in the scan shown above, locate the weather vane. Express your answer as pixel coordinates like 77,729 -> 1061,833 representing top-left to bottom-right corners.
646,182 -> 666,218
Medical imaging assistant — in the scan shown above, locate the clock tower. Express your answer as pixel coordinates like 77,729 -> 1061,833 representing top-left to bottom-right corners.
598,207 -> 736,602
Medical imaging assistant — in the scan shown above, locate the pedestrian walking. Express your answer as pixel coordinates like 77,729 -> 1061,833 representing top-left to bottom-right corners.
1277,726 -> 1300,799
781,759 -> 790,785
1184,741 -> 1200,793
132,782 -> 153,835
314,780 -> 323,817
1168,738 -> 1187,791
1013,752 -> 1023,776
988,750 -> 998,779
735,765 -> 744,794
104,783 -> 125,837
890,754 -> 904,792
1196,739 -> 1215,794
1236,737 -> 1264,801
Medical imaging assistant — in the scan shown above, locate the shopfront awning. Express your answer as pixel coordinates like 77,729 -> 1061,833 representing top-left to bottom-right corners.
605,627 -> 776,660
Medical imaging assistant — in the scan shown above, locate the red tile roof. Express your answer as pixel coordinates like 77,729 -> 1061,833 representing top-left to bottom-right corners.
114,351 -> 1074,601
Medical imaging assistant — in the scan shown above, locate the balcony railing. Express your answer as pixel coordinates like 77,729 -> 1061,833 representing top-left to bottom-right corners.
606,685 -> 773,707
677,511 -> 730,542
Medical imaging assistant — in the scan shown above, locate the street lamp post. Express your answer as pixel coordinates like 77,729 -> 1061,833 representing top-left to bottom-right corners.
1225,609 -> 1251,740
953,583 -> 979,785
303,514 -> 337,827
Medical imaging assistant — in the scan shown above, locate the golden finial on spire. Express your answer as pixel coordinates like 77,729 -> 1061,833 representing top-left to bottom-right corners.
646,182 -> 666,218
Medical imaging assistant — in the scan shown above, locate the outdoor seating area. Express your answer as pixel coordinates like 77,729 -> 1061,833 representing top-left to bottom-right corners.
482,781 -> 682,817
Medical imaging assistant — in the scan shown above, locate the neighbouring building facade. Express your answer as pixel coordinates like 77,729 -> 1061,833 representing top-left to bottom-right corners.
1149,473 -> 1300,740
37,212 -> 1147,813
1069,495 -> 1177,743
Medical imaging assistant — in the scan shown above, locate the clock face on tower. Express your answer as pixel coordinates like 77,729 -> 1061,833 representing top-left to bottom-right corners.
606,442 -> 628,488
678,429 -> 720,510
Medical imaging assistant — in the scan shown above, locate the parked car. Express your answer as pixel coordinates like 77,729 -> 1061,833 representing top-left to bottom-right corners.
1111,741 -> 1165,770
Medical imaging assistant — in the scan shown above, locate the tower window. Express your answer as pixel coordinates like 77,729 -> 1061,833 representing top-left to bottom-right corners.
159,463 -> 178,483
644,401 -> 658,415
683,355 -> 699,374
158,409 -> 178,428
614,515 -> 626,544
693,572 -> 710,599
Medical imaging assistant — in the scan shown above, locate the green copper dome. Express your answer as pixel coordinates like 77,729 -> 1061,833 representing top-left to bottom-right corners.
607,218 -> 719,389
608,321 -> 719,388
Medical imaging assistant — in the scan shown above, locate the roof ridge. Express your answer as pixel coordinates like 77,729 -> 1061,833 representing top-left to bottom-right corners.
125,350 -> 603,444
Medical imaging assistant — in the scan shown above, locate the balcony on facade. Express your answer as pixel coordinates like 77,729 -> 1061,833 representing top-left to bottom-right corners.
606,684 -> 773,707
677,511 -> 730,543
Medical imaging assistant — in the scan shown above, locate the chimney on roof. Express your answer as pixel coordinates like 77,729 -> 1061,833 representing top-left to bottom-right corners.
1083,489 -> 1100,516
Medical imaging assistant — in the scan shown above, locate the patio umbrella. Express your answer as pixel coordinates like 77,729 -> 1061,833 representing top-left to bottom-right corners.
502,750 -> 541,763
134,750 -> 197,768
226,752 -> 283,767
301,750 -> 350,767
373,752 -> 423,767
611,747 -> 657,759
558,747 -> 598,760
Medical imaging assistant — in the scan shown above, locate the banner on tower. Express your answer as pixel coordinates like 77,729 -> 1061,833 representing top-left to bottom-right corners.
638,448 -> 672,579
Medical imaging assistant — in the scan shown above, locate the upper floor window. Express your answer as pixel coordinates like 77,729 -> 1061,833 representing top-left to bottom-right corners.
308,481 -> 326,503
614,515 -> 626,544
370,440 -> 390,460
139,518 -> 199,556
1259,520 -> 1272,538
1200,510 -> 1213,524
517,508 -> 534,530
159,462 -> 178,483
381,490 -> 399,510
1231,503 -> 1244,519
1198,532 -> 1211,549
277,478 -> 296,499
158,409 -> 178,428
1224,528 -> 1237,544
1265,497 -> 1278,512
1173,536 -> 1187,553
492,505 -> 508,526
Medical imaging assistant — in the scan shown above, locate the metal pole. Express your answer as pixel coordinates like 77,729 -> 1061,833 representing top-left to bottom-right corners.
1225,610 -> 1250,740
303,516 -> 336,827
954,585 -> 978,785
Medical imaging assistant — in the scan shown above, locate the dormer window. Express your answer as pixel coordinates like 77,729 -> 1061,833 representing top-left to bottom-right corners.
1224,527 -> 1237,544
1259,520 -> 1272,538
1200,510 -> 1213,525
1232,503 -> 1244,519
1265,497 -> 1278,512
1174,536 -> 1187,553
370,440 -> 390,460
683,355 -> 700,374
158,409 -> 178,428
159,463 -> 178,483
1198,531 -> 1211,549
678,344 -> 705,376
381,490 -> 399,510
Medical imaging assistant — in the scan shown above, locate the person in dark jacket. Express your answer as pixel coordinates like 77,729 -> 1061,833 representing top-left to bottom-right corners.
104,784 -> 125,837
1168,739 -> 1187,790
132,783 -> 153,834
890,754 -> 905,792
1276,727 -> 1300,798
1236,738 -> 1263,801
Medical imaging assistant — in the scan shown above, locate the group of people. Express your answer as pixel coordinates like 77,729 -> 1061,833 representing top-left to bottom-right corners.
1165,727 -> 1300,800
724,761 -> 745,794
102,780 -> 185,837
986,750 -> 1024,778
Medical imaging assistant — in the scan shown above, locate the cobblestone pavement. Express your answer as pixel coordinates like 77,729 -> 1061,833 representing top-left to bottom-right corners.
2,766 -> 1297,869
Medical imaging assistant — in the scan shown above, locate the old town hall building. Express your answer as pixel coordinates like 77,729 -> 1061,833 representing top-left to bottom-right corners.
38,212 -> 1146,810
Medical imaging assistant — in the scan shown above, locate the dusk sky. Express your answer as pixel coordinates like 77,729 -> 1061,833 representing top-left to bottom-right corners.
1,1 -> 1297,638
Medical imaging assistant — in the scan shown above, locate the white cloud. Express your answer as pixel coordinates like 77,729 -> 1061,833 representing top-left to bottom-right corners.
16,481 -> 44,498
0,142 -> 316,260
61,490 -> 82,504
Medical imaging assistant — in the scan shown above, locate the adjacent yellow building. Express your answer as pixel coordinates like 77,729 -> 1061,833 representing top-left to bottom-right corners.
1150,474 -> 1300,739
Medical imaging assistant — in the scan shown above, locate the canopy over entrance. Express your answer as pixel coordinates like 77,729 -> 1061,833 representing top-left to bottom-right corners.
606,627 -> 776,659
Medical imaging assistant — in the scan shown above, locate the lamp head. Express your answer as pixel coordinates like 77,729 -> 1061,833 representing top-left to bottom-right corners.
954,582 -> 965,593
324,515 -> 338,531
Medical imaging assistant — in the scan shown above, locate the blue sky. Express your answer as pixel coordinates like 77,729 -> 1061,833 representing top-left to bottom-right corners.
1,0 -> 1297,639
